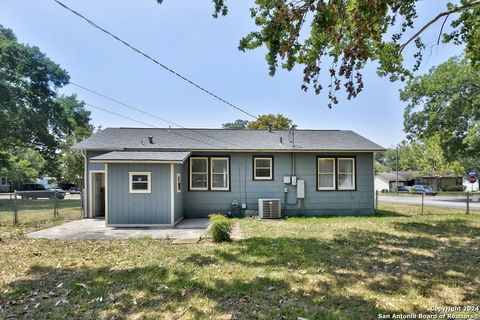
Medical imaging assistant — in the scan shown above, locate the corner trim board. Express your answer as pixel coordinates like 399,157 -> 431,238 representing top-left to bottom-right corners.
170,164 -> 175,226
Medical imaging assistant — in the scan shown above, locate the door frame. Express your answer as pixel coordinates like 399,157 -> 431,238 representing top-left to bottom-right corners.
89,170 -> 105,218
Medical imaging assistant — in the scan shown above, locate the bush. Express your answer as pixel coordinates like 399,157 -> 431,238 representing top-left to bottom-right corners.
209,214 -> 233,242
443,185 -> 465,192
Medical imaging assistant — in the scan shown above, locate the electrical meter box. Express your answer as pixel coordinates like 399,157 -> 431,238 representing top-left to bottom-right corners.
291,176 -> 297,186
297,180 -> 305,199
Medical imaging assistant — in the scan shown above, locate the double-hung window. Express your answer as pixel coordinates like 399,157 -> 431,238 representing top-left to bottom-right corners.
0,177 -> 7,186
317,157 -> 356,190
129,172 -> 151,193
190,157 -> 209,190
317,158 -> 336,190
337,158 -> 355,190
211,157 -> 229,190
253,157 -> 273,180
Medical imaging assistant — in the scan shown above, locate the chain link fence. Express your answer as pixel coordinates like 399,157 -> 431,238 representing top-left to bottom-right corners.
0,191 -> 83,228
375,190 -> 480,214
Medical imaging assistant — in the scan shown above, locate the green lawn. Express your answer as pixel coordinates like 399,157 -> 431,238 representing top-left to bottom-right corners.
0,199 -> 82,235
0,203 -> 479,319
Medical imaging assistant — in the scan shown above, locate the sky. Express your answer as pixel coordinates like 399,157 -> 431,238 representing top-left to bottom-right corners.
0,0 -> 465,148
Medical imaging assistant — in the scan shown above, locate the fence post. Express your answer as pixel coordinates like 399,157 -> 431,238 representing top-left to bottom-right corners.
466,191 -> 470,215
54,191 -> 58,218
421,192 -> 424,215
13,191 -> 18,226
80,190 -> 84,218
375,190 -> 379,212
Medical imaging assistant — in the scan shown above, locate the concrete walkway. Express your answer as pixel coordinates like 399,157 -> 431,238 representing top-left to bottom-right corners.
28,218 -> 209,240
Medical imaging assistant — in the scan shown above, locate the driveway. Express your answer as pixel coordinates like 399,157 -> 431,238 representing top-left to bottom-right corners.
28,218 -> 209,240
379,195 -> 480,211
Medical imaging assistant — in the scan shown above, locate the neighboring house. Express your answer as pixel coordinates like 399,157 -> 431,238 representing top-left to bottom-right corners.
374,172 -> 410,192
375,171 -> 464,192
414,174 -> 463,191
0,176 -> 9,192
74,128 -> 384,227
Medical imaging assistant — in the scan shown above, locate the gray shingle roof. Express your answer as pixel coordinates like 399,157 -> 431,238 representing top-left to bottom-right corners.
74,128 -> 385,152
90,151 -> 191,162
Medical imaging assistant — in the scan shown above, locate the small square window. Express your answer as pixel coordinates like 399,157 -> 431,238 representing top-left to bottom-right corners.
253,157 -> 273,180
129,172 -> 151,193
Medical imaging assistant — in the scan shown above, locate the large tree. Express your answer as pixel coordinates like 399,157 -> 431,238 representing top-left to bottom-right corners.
163,0 -> 480,107
401,56 -> 479,170
222,114 -> 294,130
0,25 -> 89,158
0,26 -> 93,184
57,95 -> 94,186
222,119 -> 250,129
399,136 -> 465,176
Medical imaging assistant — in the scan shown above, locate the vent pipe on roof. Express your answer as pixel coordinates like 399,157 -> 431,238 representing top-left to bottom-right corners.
148,136 -> 154,144
279,137 -> 283,145
268,124 -> 272,133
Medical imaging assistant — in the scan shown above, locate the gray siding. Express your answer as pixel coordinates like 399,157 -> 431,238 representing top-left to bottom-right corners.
183,152 -> 374,217
107,163 -> 172,225
174,164 -> 184,223
85,150 -> 375,224
87,150 -> 107,171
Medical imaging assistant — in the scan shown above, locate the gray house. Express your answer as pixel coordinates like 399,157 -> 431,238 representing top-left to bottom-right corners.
74,128 -> 384,227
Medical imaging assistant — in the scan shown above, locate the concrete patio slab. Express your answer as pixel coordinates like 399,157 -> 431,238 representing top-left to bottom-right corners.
27,218 -> 209,240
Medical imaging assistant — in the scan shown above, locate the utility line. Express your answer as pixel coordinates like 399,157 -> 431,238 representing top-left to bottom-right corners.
70,82 -> 245,148
3,53 -> 238,147
53,0 -> 258,120
85,102 -> 220,147
85,103 -> 156,128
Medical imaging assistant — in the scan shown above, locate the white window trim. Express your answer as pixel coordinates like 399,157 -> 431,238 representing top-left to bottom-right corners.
129,172 -> 151,194
189,157 -> 209,191
337,158 -> 355,190
318,158 -> 336,190
210,157 -> 229,191
176,173 -> 182,193
253,157 -> 273,180
0,177 -> 7,186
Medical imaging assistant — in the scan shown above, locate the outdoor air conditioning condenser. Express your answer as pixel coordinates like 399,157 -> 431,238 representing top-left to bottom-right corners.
258,198 -> 282,219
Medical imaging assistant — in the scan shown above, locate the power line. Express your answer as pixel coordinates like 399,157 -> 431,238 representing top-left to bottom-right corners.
53,0 -> 258,120
85,102 -> 220,147
2,52 -> 238,147
85,103 -> 156,128
70,82 -> 245,148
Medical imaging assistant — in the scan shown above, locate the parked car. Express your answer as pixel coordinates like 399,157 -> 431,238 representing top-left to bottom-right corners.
397,185 -> 411,192
410,185 -> 437,195
18,183 -> 66,199
58,183 -> 77,192
69,186 -> 81,194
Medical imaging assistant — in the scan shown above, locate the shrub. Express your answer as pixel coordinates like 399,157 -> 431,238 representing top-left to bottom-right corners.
209,214 -> 233,242
443,185 -> 465,192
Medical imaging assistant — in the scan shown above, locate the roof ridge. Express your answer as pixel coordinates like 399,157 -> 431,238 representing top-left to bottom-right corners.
113,127 -> 343,131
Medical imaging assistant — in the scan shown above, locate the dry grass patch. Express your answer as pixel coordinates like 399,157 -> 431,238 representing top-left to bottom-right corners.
0,203 -> 479,319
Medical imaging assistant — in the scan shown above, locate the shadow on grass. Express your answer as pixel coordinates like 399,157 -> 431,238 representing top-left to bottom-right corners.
394,218 -> 480,238
374,209 -> 409,218
1,263 -> 389,320
3,218 -> 480,319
